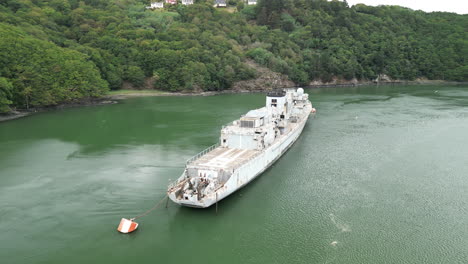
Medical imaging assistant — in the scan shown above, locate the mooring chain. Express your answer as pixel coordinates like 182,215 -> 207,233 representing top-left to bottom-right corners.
130,194 -> 169,221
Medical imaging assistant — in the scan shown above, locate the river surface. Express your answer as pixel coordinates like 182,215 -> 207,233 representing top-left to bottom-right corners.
1,85 -> 468,264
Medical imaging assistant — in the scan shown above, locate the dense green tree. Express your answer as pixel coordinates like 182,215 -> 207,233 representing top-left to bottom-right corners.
0,0 -> 467,112
0,77 -> 13,113
124,66 -> 146,88
0,23 -> 108,108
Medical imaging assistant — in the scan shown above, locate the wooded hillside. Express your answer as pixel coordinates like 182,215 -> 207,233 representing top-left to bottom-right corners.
0,0 -> 467,112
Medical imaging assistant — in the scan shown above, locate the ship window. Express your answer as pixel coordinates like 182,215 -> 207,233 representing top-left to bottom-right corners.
280,114 -> 285,119
271,99 -> 277,107
223,139 -> 226,143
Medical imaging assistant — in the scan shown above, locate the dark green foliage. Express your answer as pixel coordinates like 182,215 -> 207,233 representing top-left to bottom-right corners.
0,0 -> 467,111
240,5 -> 256,20
0,23 -> 108,109
246,48 -> 274,66
255,0 -> 468,82
0,77 -> 13,113
124,66 -> 146,88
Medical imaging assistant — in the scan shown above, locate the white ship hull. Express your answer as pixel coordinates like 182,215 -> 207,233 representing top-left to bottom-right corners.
168,89 -> 313,208
169,108 -> 310,208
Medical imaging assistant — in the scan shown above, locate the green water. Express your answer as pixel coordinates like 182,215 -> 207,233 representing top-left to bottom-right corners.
1,85 -> 468,264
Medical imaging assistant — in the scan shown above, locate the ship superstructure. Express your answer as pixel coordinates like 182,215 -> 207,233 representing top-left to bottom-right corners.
167,88 -> 313,208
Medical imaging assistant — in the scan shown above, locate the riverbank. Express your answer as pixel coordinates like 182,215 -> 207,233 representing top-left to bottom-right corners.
105,89 -> 275,100
0,98 -> 118,123
106,89 -> 219,99
2,81 -> 465,123
106,79 -> 465,100
0,90 -> 224,122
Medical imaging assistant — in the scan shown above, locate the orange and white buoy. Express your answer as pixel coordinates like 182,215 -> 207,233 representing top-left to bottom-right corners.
117,195 -> 168,234
117,218 -> 139,233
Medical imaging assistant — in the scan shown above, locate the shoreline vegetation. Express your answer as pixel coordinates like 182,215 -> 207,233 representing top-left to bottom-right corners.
1,0 -> 467,116
108,79 -> 466,99
1,80 -> 465,123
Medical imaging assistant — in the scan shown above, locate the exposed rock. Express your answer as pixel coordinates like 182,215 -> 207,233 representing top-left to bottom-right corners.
121,77 -> 157,90
309,77 -> 367,87
121,81 -> 136,90
414,77 -> 447,84
144,76 -> 156,89
232,60 -> 295,91
374,74 -> 392,83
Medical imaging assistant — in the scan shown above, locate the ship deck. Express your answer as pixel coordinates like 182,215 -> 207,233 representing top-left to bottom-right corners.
188,147 -> 259,170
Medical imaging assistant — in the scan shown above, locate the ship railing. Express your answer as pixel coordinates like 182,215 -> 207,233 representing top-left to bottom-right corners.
186,143 -> 220,165
167,178 -> 179,190
168,174 -> 189,190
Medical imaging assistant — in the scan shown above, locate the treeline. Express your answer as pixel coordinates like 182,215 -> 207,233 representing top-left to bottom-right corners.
0,24 -> 108,111
0,0 -> 467,112
253,0 -> 468,83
